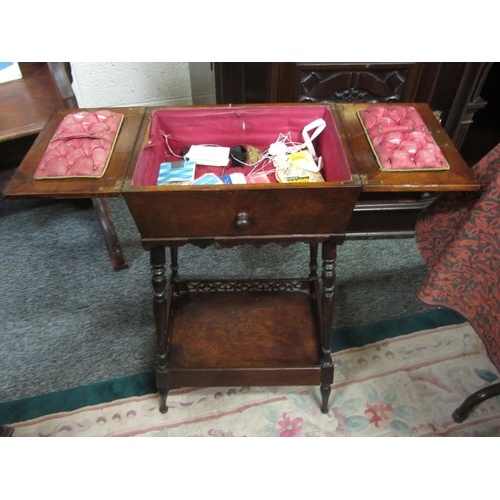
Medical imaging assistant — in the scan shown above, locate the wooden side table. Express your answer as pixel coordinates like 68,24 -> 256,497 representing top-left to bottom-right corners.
4,103 -> 481,413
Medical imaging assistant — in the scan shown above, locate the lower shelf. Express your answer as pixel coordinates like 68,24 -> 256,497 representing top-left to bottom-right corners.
164,286 -> 323,388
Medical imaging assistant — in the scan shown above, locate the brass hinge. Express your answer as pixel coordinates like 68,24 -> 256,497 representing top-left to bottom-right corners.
342,174 -> 386,186
341,174 -> 368,185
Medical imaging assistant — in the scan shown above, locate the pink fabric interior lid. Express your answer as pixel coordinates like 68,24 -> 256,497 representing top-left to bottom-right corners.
34,110 -> 124,179
357,106 -> 449,172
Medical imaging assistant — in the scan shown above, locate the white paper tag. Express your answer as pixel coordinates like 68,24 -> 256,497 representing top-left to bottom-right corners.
185,145 -> 230,167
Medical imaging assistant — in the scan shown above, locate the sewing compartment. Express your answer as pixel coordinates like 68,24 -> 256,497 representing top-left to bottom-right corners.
122,105 -> 362,240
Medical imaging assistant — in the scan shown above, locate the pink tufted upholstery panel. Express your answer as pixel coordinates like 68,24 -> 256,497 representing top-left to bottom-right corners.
34,110 -> 124,179
357,106 -> 449,172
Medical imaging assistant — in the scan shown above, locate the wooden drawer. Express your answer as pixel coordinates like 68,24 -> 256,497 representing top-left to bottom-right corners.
124,183 -> 360,239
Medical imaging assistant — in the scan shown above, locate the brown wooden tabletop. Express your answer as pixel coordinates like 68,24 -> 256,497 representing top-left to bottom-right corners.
4,103 -> 481,201
0,63 -> 64,143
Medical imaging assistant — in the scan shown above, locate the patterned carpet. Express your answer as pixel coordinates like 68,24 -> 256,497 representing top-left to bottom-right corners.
7,320 -> 500,437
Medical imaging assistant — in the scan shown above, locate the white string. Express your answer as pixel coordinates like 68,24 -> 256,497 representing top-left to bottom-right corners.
246,132 -> 304,178
163,134 -> 184,159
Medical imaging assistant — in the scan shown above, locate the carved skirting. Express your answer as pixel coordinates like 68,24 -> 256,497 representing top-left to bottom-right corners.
180,279 -> 311,293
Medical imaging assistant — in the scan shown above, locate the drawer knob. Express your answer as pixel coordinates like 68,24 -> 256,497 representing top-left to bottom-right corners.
234,212 -> 251,230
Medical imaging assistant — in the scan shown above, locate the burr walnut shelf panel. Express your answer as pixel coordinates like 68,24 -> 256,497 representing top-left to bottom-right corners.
164,286 -> 322,389
170,289 -> 321,369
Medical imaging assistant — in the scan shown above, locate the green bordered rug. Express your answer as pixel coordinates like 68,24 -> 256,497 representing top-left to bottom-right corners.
0,308 -> 466,428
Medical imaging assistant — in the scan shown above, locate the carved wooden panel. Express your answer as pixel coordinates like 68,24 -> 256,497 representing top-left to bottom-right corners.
298,68 -> 409,103
272,62 -> 425,104
214,62 -> 429,105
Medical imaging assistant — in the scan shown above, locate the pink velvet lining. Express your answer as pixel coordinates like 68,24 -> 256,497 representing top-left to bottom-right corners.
358,106 -> 449,171
132,106 -> 352,186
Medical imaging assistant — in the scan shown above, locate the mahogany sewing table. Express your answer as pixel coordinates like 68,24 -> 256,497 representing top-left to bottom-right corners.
4,103 -> 480,413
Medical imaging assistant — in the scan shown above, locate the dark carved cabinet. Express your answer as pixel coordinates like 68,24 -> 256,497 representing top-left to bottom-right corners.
273,62 -> 427,104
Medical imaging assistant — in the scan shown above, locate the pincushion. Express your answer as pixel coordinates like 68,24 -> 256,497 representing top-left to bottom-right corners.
357,106 -> 449,172
34,110 -> 124,179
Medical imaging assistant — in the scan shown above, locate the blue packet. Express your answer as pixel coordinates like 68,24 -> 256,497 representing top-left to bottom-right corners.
190,173 -> 223,185
157,161 -> 196,185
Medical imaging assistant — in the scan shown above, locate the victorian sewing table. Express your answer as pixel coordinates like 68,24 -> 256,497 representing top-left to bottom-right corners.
4,103 -> 480,413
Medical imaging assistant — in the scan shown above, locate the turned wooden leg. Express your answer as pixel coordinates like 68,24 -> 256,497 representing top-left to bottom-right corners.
320,361 -> 334,414
170,246 -> 180,295
319,240 -> 336,413
452,382 -> 500,423
92,198 -> 128,271
308,243 -> 319,294
151,246 -> 169,412
158,388 -> 169,414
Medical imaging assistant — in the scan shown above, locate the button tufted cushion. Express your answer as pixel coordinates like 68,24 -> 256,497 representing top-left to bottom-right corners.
357,106 -> 449,171
34,110 -> 124,179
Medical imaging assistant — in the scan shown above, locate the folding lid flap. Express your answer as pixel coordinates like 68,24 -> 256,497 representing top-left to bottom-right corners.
4,107 -> 147,199
334,103 -> 481,193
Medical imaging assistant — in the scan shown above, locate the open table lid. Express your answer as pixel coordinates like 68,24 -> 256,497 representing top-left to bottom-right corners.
4,103 -> 481,200
333,102 -> 481,192
3,107 -> 147,199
